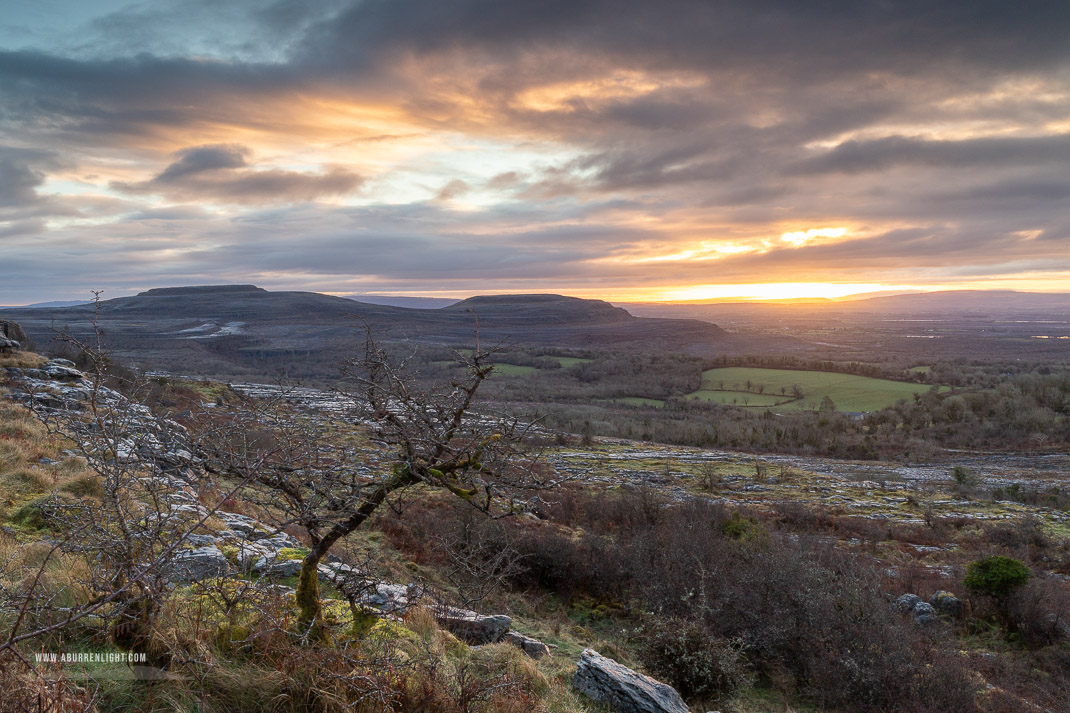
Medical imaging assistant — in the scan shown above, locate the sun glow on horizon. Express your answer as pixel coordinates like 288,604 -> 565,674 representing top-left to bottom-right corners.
654,282 -> 925,302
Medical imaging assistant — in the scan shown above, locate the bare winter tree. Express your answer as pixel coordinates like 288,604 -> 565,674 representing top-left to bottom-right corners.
200,331 -> 564,637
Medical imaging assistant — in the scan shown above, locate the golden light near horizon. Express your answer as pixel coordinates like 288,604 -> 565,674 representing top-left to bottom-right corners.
779,227 -> 847,247
656,282 -> 925,302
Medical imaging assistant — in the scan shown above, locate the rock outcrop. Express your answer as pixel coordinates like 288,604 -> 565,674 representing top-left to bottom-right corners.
573,649 -> 689,713
170,545 -> 230,582
0,319 -> 28,347
2,354 -> 532,647
435,605 -> 512,644
895,592 -> 941,625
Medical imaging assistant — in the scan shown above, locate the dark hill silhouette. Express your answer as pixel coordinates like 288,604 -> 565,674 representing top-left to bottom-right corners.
2,286 -> 802,377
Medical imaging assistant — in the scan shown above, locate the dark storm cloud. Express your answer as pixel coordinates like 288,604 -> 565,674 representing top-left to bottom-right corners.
112,144 -> 364,204
0,49 -> 298,144
296,0 -> 1070,80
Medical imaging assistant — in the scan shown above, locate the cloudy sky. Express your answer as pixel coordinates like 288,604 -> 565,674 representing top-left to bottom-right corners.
2,0 -> 1069,304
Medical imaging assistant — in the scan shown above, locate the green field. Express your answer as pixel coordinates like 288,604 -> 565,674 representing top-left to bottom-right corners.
691,367 -> 945,413
555,356 -> 592,367
686,390 -> 788,407
490,363 -> 538,376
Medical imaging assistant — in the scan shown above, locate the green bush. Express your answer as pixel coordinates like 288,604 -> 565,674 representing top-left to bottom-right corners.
964,556 -> 1030,600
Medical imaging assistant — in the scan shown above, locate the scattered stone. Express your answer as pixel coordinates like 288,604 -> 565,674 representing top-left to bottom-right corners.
505,631 -> 551,659
573,649 -> 688,713
0,337 -> 19,352
435,606 -> 511,644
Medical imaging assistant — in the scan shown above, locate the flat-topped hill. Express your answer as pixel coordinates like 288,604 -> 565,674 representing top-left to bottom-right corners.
1,286 -> 803,376
138,285 -> 266,296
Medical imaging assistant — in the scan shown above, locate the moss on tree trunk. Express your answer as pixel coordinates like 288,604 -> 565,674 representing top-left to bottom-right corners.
295,553 -> 324,640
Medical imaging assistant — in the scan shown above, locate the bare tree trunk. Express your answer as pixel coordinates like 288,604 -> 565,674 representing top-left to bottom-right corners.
294,469 -> 417,636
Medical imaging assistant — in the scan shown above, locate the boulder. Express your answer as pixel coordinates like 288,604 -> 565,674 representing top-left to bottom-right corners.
929,590 -> 963,617
894,593 -> 921,613
0,336 -> 19,352
573,649 -> 689,713
0,319 -> 28,345
505,631 -> 551,659
434,605 -> 511,644
170,545 -> 229,582
911,601 -> 939,625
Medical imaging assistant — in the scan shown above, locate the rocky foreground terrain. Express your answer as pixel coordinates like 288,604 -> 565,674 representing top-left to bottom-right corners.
1,341 -> 721,713
3,329 -> 1070,712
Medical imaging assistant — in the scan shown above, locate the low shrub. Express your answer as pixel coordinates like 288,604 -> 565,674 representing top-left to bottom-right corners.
637,618 -> 752,702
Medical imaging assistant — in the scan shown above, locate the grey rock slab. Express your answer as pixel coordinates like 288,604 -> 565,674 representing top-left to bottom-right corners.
434,605 -> 511,644
573,649 -> 688,713
505,631 -> 551,659
361,582 -> 413,613
43,363 -> 85,381
258,560 -> 303,578
170,545 -> 229,582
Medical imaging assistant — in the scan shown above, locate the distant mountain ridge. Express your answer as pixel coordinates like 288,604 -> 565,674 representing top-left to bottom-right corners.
1,285 -> 802,377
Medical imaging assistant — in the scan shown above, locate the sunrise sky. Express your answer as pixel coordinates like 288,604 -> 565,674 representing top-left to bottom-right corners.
2,0 -> 1069,304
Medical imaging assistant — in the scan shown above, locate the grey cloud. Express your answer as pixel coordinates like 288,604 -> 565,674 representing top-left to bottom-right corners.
0,152 -> 46,208
155,144 -> 250,182
0,219 -> 46,239
0,146 -> 77,224
435,179 -> 470,201
485,172 -> 524,191
112,144 -> 363,204
795,135 -> 1070,175
297,0 -> 1070,83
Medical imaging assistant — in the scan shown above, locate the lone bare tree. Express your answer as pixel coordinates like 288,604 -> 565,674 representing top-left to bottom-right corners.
200,332 -> 562,637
